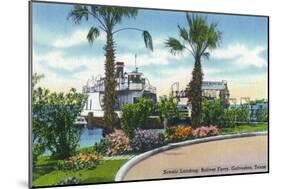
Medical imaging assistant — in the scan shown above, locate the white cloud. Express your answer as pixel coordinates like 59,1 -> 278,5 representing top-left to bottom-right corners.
53,29 -> 106,48
33,51 -> 106,92
117,48 -> 188,67
212,43 -> 267,68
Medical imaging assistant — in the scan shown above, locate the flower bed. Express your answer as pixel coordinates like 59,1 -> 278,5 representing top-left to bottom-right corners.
105,130 -> 132,156
58,153 -> 103,171
130,129 -> 166,152
192,125 -> 219,138
165,125 -> 193,142
92,126 -> 219,156
93,129 -> 131,156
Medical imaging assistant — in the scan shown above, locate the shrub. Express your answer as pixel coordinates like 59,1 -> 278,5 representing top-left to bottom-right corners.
222,108 -> 237,128
156,95 -> 179,127
192,125 -> 219,138
56,177 -> 81,185
104,129 -> 131,156
92,139 -> 110,155
141,116 -> 162,129
165,125 -> 193,142
121,98 -> 153,138
202,99 -> 224,126
33,87 -> 87,159
58,153 -> 102,171
256,107 -> 268,122
130,129 -> 166,152
236,105 -> 250,122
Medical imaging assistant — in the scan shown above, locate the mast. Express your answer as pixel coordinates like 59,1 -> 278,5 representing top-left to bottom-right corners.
135,53 -> 138,72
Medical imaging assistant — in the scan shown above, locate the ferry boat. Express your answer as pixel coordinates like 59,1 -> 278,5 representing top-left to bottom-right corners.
81,61 -> 157,117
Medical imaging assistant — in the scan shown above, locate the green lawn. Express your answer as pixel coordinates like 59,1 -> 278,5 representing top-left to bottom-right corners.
220,123 -> 268,134
32,156 -> 128,187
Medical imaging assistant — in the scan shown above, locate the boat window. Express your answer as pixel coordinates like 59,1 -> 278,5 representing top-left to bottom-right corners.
133,97 -> 139,104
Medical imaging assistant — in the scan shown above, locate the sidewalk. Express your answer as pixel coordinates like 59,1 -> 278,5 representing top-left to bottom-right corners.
122,135 -> 268,180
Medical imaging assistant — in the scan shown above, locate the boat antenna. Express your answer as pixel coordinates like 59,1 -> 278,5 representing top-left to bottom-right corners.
135,53 -> 138,72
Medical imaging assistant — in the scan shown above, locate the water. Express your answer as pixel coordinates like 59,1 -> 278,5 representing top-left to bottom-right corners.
40,127 -> 103,155
78,127 -> 103,148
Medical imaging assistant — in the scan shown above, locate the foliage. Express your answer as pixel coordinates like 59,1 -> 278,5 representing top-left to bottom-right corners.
56,177 -> 81,185
58,153 -> 103,171
220,123 -> 268,134
219,85 -> 230,108
104,129 -> 131,156
92,129 -> 131,156
33,76 -> 87,159
165,125 -> 193,142
32,73 -> 44,90
192,125 -> 219,138
256,106 -> 268,122
92,139 -> 110,155
32,145 -> 46,167
166,13 -> 221,128
202,99 -> 224,126
236,105 -> 250,122
222,108 -> 237,128
32,74 -> 48,164
130,129 -> 166,152
68,5 -> 153,133
156,95 -> 179,127
121,98 -> 153,138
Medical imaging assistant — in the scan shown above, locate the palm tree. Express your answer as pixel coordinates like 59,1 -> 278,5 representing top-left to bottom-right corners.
68,5 -> 153,134
166,13 -> 221,128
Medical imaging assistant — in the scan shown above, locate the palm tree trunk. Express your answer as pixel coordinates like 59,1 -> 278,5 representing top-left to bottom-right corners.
103,31 -> 117,135
189,58 -> 203,128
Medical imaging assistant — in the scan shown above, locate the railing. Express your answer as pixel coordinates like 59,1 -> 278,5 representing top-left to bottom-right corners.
83,82 -> 156,94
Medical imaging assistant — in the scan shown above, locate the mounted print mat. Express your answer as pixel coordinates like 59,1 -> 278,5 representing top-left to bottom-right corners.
29,0 -> 269,188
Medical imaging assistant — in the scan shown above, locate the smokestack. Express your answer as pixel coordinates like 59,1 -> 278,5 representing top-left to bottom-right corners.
116,62 -> 124,78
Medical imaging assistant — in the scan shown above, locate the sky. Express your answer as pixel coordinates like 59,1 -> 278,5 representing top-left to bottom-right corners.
32,1 -> 268,100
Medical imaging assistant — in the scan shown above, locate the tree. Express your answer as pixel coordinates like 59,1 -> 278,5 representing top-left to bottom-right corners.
32,74 -> 48,165
32,74 -> 87,159
156,95 -> 179,128
33,88 -> 87,159
166,14 -> 221,128
68,5 -> 153,134
219,84 -> 230,108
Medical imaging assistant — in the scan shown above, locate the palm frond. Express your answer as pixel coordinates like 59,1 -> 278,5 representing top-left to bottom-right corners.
202,52 -> 210,59
186,13 -> 222,56
87,27 -> 100,45
178,25 -> 189,41
143,30 -> 153,51
207,23 -> 222,49
90,6 -> 138,26
165,37 -> 185,55
112,7 -> 138,24
67,5 -> 89,24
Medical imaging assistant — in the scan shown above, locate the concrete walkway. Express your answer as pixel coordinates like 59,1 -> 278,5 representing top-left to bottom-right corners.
123,135 -> 268,180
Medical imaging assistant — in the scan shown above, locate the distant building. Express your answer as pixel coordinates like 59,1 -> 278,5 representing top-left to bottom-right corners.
81,62 -> 157,117
171,80 -> 230,117
171,80 -> 229,100
229,99 -> 268,121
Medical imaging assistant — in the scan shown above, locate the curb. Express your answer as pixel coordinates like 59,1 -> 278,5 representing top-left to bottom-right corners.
115,131 -> 268,181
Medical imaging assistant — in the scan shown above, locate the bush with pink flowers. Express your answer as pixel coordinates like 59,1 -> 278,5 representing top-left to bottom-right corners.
104,129 -> 132,156
192,125 -> 219,138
